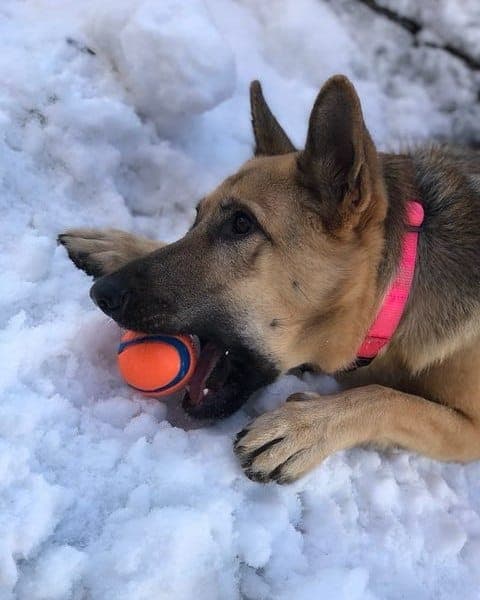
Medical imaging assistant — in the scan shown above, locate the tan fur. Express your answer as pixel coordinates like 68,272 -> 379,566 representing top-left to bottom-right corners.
60,75 -> 480,483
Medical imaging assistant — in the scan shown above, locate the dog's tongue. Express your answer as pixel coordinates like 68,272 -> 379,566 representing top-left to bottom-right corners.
187,342 -> 223,405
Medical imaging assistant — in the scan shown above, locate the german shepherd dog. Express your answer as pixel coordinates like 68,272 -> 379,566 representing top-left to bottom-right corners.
59,75 -> 480,484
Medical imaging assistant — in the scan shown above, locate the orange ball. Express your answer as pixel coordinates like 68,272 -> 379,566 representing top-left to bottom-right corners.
117,331 -> 197,397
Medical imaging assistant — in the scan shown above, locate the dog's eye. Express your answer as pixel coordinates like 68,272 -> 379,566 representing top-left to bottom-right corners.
231,212 -> 254,236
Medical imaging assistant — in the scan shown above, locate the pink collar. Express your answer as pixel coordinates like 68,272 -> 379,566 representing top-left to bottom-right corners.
355,200 -> 424,367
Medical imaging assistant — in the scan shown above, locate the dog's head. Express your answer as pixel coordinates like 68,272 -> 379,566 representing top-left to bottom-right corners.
91,75 -> 388,418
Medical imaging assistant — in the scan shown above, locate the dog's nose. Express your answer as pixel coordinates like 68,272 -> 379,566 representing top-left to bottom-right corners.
90,277 -> 130,318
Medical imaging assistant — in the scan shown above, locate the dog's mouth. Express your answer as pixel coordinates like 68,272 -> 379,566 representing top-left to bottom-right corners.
110,310 -> 278,419
182,338 -> 276,420
88,273 -> 279,419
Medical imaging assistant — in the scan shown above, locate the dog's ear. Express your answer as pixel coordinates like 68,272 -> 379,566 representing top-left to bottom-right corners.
250,81 -> 296,156
297,75 -> 377,223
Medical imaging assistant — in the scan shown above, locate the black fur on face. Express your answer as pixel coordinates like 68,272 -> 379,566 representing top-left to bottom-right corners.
89,233 -> 279,419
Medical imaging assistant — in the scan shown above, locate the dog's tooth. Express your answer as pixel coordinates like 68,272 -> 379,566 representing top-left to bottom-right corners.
203,388 -> 209,397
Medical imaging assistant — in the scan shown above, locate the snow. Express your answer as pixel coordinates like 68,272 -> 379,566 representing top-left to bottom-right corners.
1,0 -> 480,598
87,0 -> 236,132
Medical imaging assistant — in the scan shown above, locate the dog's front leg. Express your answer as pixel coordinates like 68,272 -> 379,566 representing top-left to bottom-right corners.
58,228 -> 164,278
234,385 -> 480,484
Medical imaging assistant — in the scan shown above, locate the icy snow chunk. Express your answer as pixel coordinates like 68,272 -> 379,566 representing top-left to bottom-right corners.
0,446 -> 30,498
16,544 -> 86,600
123,411 -> 161,440
0,475 -> 69,589
14,234 -> 54,283
88,0 -> 236,129
276,567 -> 371,600
462,537 -> 480,582
86,506 -> 235,600
426,514 -> 467,557
92,397 -> 141,429
240,564 -> 271,600
236,521 -> 272,568
366,475 -> 400,511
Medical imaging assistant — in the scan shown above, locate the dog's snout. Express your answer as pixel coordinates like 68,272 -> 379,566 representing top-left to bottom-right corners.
90,277 -> 130,317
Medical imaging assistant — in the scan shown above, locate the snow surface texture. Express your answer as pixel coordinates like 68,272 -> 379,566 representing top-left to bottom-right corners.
1,0 -> 480,598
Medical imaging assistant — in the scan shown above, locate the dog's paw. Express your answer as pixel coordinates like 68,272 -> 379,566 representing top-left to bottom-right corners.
58,228 -> 160,278
234,393 -> 328,484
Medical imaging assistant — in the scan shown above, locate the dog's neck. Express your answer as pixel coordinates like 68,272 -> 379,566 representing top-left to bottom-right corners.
354,197 -> 423,367
378,153 -> 420,289
299,153 -> 422,374
352,152 -> 424,369
343,153 -> 423,370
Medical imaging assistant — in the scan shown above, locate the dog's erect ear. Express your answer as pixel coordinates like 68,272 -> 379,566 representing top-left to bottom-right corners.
297,75 -> 377,222
250,81 -> 296,156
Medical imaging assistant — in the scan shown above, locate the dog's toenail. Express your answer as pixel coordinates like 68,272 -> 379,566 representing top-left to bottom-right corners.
235,429 -> 249,444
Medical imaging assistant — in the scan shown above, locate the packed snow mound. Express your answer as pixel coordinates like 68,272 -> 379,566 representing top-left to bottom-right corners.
1,0 -> 480,598
87,0 -> 236,132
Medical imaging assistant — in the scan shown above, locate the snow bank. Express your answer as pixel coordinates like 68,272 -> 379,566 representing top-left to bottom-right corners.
1,0 -> 480,598
87,0 -> 236,133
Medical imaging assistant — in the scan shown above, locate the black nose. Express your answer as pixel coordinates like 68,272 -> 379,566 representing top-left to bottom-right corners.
90,277 -> 130,318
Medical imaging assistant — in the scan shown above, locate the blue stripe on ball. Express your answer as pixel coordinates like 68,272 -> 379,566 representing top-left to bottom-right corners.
118,335 -> 191,394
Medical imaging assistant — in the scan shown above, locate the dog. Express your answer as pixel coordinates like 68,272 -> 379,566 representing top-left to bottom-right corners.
59,75 -> 480,484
